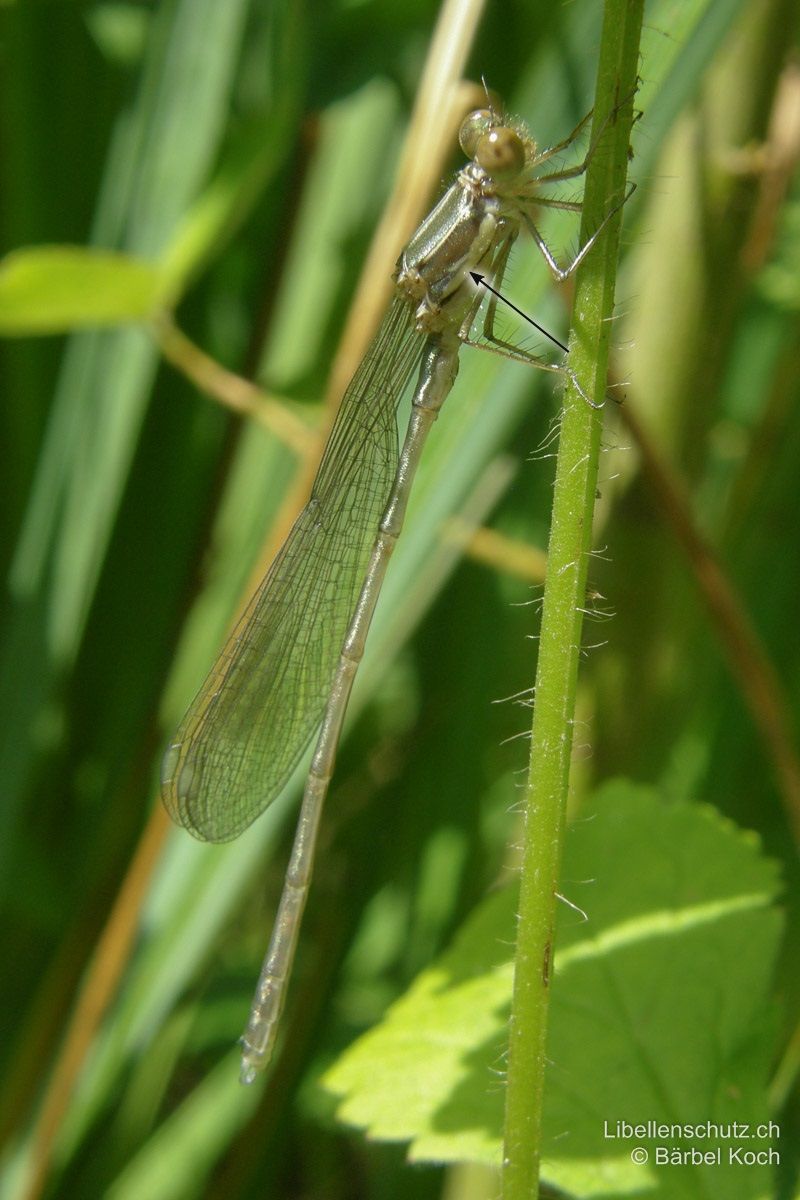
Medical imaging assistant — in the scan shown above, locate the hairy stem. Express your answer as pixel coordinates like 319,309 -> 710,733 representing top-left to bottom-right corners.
501,3 -> 644,1196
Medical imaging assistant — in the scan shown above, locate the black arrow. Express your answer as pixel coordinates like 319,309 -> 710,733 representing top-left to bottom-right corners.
469,272 -> 568,354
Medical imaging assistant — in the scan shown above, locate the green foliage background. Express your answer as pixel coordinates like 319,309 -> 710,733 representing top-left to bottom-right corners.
1,0 -> 799,1197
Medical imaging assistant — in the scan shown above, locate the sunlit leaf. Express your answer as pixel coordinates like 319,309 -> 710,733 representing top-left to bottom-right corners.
324,784 -> 783,1199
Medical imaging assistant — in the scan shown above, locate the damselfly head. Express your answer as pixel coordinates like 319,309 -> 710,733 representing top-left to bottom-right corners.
458,108 -> 534,182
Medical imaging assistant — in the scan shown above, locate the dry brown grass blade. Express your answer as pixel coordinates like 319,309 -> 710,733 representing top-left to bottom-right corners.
621,397 -> 800,843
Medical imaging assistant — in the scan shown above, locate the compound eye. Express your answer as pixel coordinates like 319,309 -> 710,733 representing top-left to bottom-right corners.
459,109 -> 494,159
475,127 -> 526,180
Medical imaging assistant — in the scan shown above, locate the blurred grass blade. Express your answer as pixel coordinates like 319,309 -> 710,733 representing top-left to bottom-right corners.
10,0 -> 252,656
105,1051 -> 260,1200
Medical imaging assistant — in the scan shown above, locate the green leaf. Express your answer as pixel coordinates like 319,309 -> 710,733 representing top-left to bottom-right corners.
322,783 -> 783,1198
0,246 -> 164,334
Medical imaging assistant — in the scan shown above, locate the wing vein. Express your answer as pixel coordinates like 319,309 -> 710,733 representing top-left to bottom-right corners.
162,295 -> 421,841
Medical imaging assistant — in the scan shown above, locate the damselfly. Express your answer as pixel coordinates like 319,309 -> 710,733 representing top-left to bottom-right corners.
162,100 -> 625,1083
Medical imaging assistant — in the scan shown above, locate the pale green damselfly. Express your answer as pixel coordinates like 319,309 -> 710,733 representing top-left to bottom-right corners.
162,102 -> 623,1083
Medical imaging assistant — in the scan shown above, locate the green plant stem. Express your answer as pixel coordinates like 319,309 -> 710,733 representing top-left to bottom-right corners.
501,3 -> 644,1196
